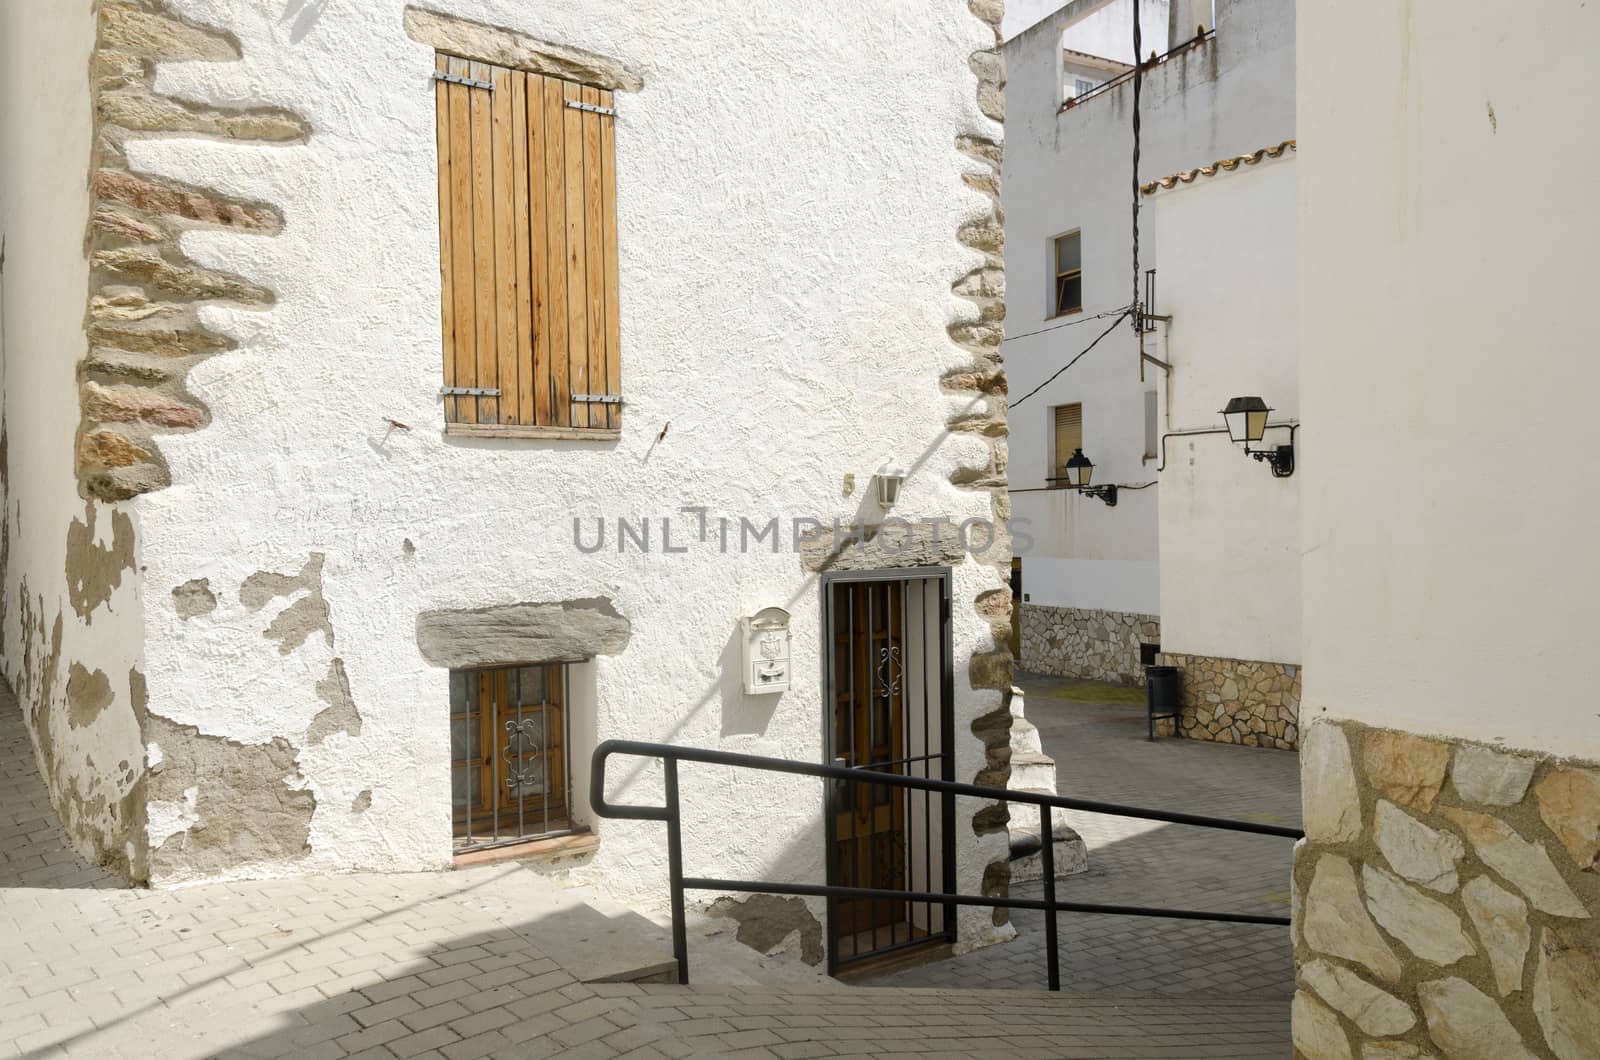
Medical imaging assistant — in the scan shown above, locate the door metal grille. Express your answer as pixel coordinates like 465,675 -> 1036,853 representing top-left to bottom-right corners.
822,568 -> 954,970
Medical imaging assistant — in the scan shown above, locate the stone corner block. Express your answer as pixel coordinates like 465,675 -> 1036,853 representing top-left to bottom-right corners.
1303,720 -> 1363,844
1363,729 -> 1450,812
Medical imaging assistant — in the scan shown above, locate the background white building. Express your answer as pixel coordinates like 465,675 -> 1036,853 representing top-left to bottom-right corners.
0,0 -> 1014,970
1003,0 -> 1293,687
1145,140 -> 1300,749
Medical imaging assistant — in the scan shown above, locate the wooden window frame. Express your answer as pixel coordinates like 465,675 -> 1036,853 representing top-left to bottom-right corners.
451,662 -> 572,849
434,55 -> 622,441
1051,231 -> 1083,319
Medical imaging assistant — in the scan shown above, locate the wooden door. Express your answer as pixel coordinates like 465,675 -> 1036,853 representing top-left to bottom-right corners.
830,581 -> 908,948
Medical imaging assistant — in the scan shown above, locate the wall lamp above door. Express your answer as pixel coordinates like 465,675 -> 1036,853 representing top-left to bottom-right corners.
1221,396 -> 1295,478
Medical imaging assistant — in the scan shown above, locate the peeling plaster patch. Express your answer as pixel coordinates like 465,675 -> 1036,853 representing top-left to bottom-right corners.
66,663 -> 115,729
144,715 -> 315,880
147,784 -> 199,847
416,597 -> 631,668
171,577 -> 216,619
241,552 -> 333,654
64,502 -> 135,622
402,7 -> 645,91
128,666 -> 147,726
351,789 -> 372,814
708,894 -> 824,966
306,658 -> 361,744
21,598 -> 65,782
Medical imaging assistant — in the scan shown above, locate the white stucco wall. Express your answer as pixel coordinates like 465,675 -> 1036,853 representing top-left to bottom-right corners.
0,0 -> 149,874
119,0 -> 1008,941
1151,155 -> 1298,664
1062,0 -> 1169,65
1003,0 -> 1293,616
1298,0 -> 1600,759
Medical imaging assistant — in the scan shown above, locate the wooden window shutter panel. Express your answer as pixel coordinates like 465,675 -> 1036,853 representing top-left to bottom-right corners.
435,62 -> 621,432
600,88 -> 621,430
541,75 -> 571,426
438,55 -> 484,424
562,79 -> 588,428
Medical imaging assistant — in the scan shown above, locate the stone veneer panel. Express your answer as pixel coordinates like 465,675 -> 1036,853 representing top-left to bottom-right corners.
1155,651 -> 1301,750
1019,603 -> 1159,686
1292,716 -> 1600,1060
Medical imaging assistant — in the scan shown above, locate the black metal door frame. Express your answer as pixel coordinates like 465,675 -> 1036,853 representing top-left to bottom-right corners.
820,566 -> 955,973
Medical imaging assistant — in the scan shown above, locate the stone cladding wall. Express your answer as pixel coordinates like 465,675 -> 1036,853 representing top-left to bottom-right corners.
1292,717 -> 1600,1059
1019,603 -> 1159,686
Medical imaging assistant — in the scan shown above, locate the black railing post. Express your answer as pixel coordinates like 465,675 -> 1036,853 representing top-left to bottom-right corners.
664,758 -> 689,984
1039,803 -> 1060,991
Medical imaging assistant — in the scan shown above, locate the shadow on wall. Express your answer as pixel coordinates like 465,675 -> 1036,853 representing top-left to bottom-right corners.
0,679 -> 128,891
280,0 -> 329,44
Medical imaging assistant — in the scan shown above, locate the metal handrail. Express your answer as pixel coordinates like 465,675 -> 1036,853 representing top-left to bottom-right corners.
590,738 -> 1301,991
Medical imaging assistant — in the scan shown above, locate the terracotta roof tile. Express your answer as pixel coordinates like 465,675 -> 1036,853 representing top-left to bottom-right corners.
1139,139 -> 1296,195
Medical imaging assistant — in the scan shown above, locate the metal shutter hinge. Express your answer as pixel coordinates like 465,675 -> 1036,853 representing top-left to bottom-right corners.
563,100 -> 616,117
432,72 -> 494,91
440,386 -> 500,397
570,394 -> 622,404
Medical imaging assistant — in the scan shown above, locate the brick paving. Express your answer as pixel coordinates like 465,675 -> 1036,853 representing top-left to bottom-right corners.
1,679 -> 1290,1058
866,672 -> 1300,1002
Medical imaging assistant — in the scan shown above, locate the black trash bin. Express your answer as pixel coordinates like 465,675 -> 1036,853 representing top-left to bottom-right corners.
1145,665 -> 1180,741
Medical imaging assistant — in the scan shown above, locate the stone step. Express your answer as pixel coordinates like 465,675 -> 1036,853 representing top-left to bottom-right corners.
1008,751 -> 1058,794
510,881 -> 680,983
1007,786 -> 1078,837
1009,828 -> 1091,883
1008,684 -> 1027,719
1010,717 -> 1044,757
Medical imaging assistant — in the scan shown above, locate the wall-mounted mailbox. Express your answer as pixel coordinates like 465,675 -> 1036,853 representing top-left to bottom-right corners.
740,607 -> 792,695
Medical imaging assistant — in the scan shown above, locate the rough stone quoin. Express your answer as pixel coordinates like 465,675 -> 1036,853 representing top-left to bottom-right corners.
946,0 -> 1012,931
79,0 -> 308,502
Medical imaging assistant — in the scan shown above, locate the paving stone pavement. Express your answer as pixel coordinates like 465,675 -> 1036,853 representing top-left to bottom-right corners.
866,673 -> 1301,1004
1,680 -> 1290,1058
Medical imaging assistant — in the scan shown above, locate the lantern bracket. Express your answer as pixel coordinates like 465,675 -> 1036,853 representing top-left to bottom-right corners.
1246,444 -> 1295,478
1080,484 -> 1119,506
1045,477 -> 1119,507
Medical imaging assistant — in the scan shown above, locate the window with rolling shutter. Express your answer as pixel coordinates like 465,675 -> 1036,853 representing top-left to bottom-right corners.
1051,403 -> 1082,487
433,55 -> 621,437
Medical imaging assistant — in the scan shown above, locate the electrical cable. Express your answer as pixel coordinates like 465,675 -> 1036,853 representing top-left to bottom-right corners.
1131,0 -> 1143,327
1001,304 -> 1134,344
1008,310 -> 1130,410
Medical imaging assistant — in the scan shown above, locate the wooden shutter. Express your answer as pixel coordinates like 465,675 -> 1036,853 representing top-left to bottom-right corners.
1053,403 -> 1082,484
435,56 -> 621,434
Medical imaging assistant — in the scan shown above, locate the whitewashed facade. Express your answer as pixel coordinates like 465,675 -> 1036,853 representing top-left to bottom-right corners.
1002,0 -> 1293,690
1144,141 -> 1300,748
0,0 -> 1016,964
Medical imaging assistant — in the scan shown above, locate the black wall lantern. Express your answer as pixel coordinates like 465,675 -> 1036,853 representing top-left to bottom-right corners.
1061,448 -> 1118,506
1221,396 -> 1294,478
